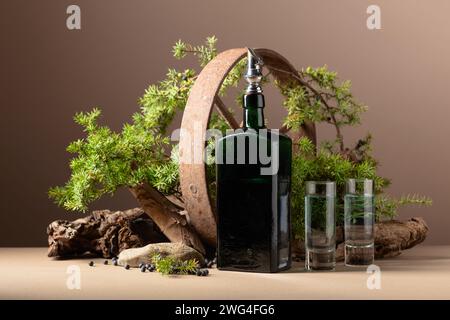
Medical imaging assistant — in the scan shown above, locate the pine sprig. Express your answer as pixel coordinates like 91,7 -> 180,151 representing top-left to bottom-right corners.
376,194 -> 433,220
150,253 -> 199,275
173,36 -> 218,67
48,66 -> 195,210
277,65 -> 367,153
173,37 -> 246,96
48,107 -> 177,211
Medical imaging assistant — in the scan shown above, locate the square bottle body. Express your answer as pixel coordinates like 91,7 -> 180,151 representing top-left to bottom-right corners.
216,129 -> 292,273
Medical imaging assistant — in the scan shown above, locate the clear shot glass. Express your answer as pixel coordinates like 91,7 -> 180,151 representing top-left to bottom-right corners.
305,181 -> 336,271
344,179 -> 375,266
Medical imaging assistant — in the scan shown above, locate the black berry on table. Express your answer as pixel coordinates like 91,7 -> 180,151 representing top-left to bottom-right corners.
140,266 -> 146,273
124,264 -> 130,270
196,268 -> 209,276
104,260 -> 108,265
89,261 -> 94,267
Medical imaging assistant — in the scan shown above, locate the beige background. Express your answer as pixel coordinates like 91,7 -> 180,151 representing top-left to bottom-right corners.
2,246 -> 450,299
1,0 -> 449,246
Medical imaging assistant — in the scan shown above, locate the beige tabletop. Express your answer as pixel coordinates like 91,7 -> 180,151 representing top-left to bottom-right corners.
0,245 -> 449,299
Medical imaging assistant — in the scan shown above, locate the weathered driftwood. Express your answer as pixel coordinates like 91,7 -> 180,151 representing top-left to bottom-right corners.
373,217 -> 428,258
49,205 -> 428,261
47,208 -> 168,258
293,217 -> 429,261
129,183 -> 206,254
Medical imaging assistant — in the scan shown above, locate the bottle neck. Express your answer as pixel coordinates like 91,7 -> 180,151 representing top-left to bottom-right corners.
243,93 -> 265,129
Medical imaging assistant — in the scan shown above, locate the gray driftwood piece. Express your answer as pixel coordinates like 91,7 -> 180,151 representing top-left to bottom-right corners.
117,242 -> 205,267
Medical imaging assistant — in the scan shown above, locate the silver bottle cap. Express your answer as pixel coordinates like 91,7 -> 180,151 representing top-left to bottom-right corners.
245,48 -> 264,94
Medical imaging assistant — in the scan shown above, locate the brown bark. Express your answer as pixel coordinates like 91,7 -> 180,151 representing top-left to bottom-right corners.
372,217 -> 429,258
47,208 -> 168,258
292,217 -> 429,261
129,183 -> 206,254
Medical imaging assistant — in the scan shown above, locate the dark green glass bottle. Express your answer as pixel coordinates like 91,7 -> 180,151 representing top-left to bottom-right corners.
216,49 -> 292,273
